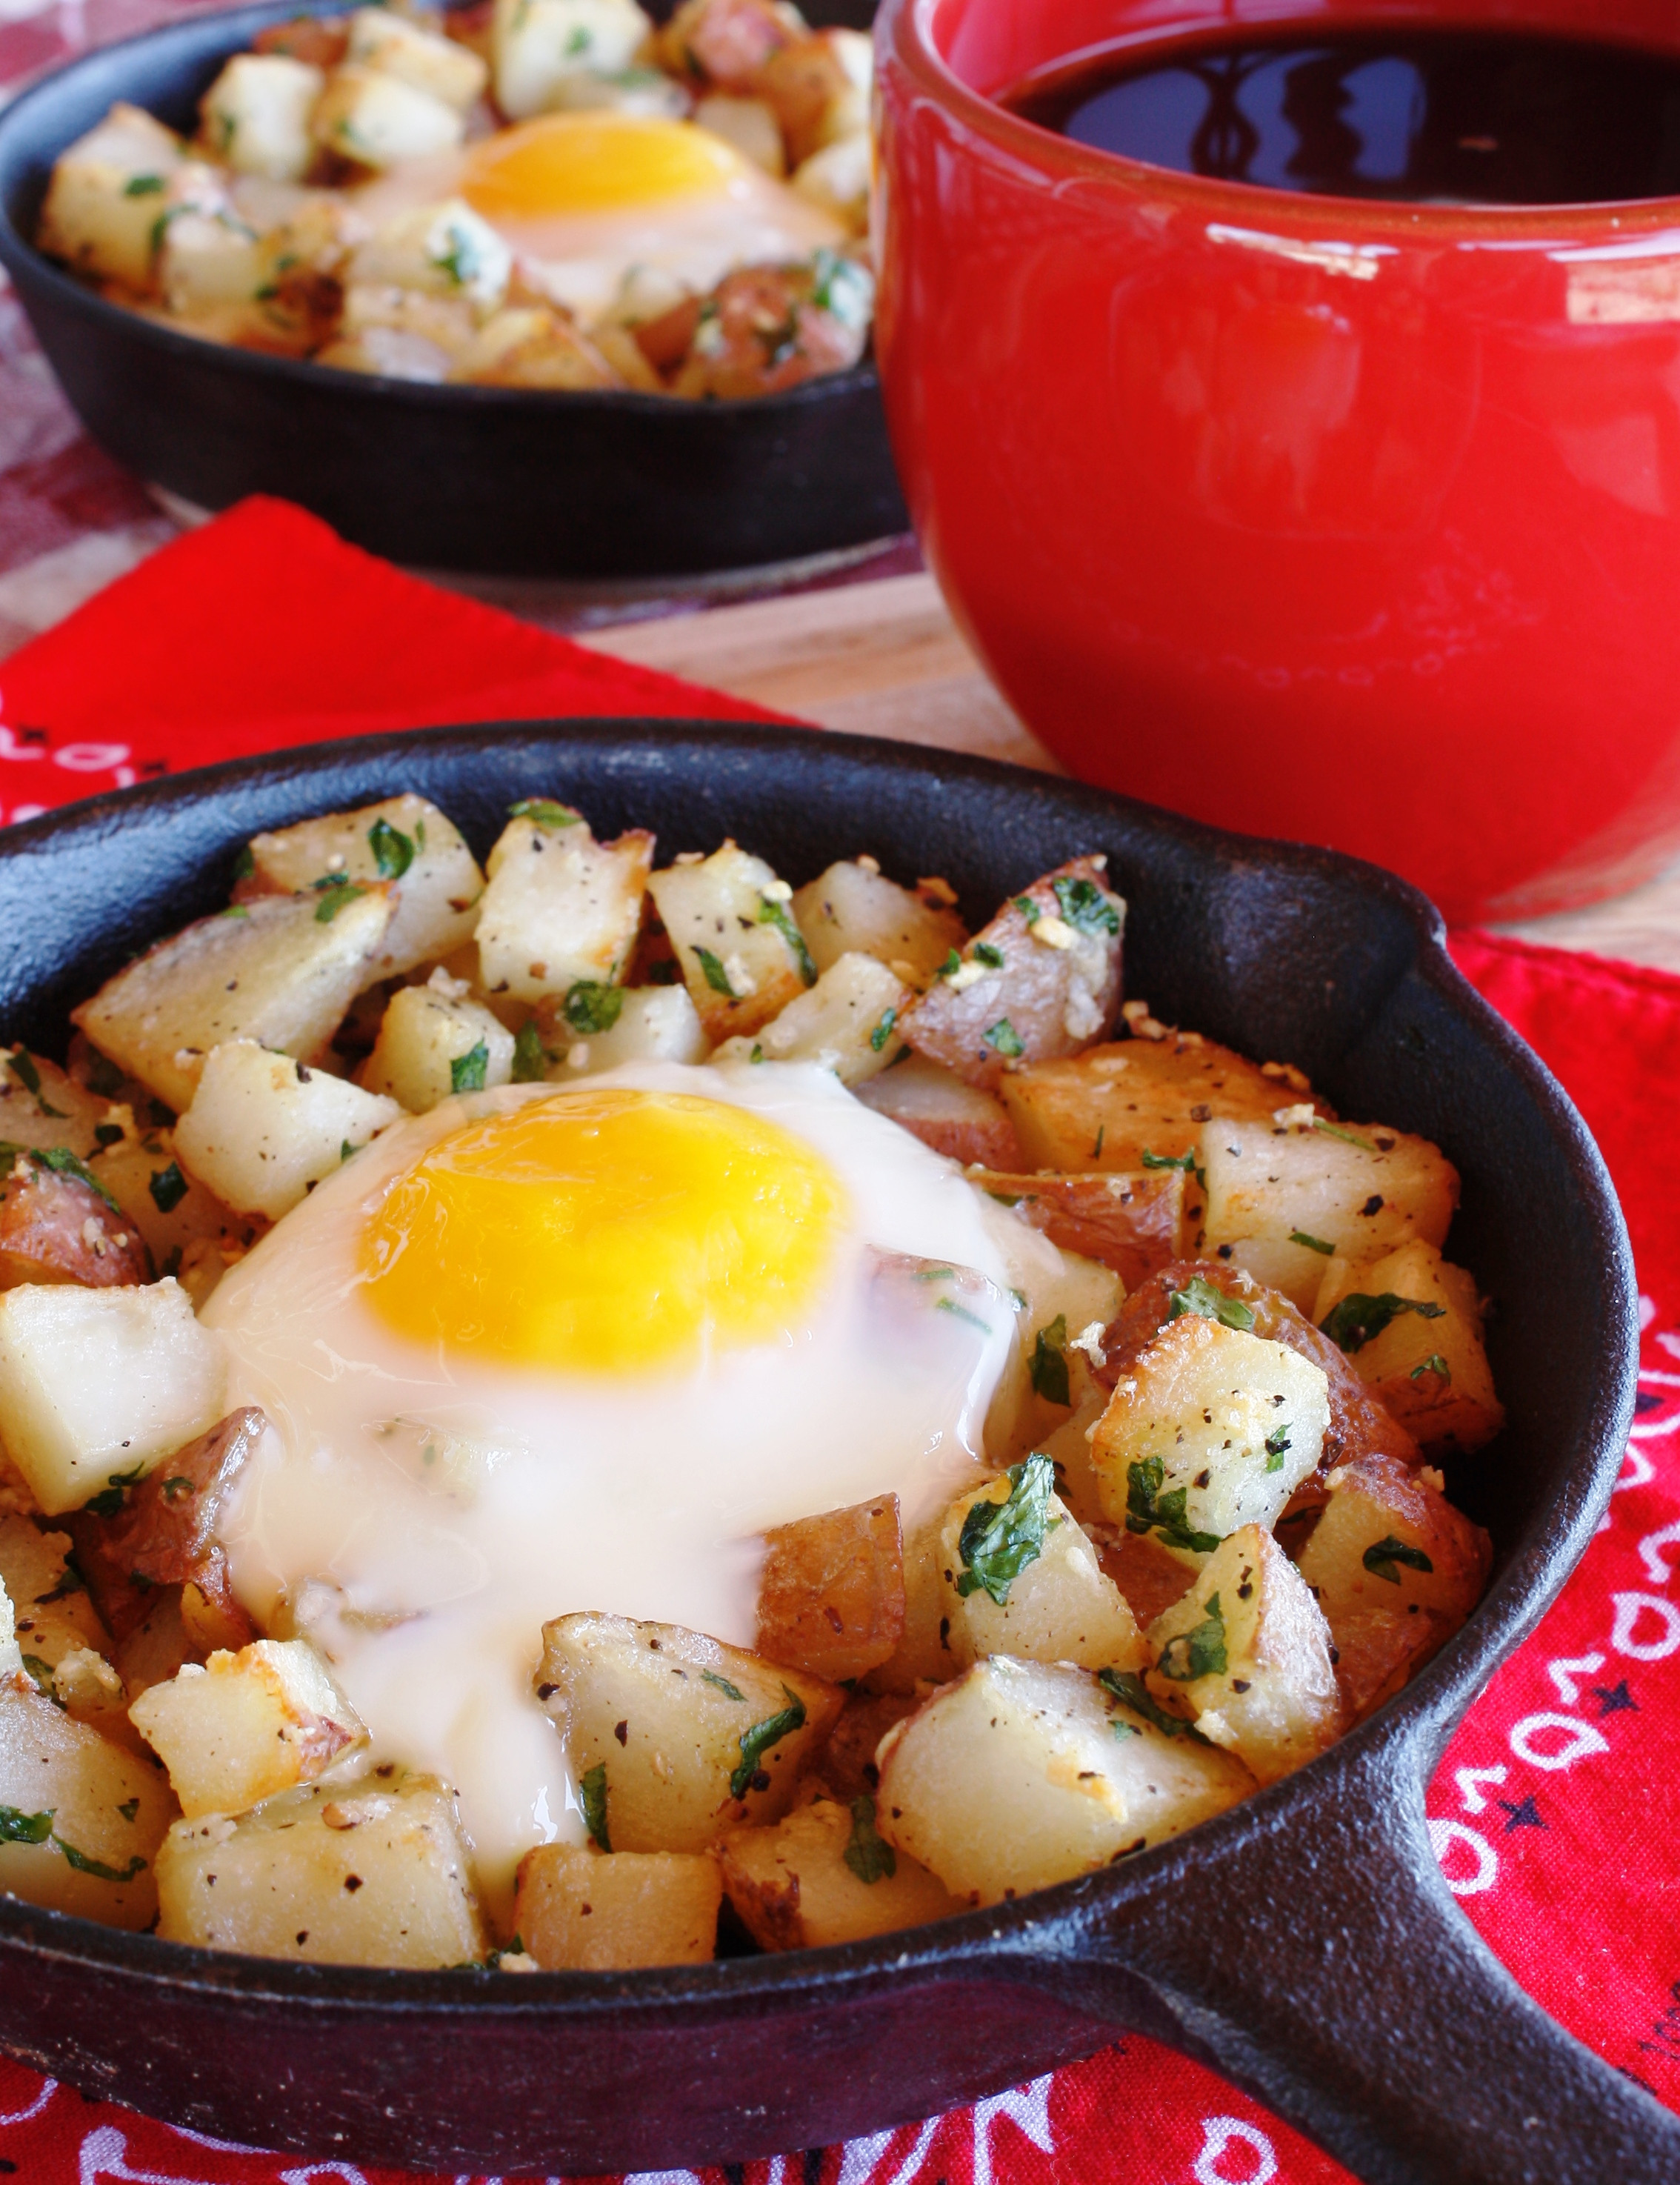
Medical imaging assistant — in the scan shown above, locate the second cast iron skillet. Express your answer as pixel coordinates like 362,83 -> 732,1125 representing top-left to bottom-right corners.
0,723 -> 1660,2184
0,0 -> 905,578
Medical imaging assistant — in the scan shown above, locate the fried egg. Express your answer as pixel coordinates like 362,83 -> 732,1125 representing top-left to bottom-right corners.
209,1062 -> 1019,1913
350,110 -> 847,321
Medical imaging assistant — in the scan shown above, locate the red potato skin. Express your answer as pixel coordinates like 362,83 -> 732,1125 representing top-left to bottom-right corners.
68,1407 -> 267,1644
669,266 -> 870,401
662,0 -> 801,87
0,1160 -> 151,1290
901,857 -> 1124,1093
967,1166 -> 1184,1288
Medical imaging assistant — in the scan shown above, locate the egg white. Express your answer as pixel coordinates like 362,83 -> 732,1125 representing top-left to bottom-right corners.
207,1060 -> 1019,1915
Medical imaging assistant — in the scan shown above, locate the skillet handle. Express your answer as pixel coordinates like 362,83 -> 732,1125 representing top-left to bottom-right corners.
1045,1733 -> 1680,2185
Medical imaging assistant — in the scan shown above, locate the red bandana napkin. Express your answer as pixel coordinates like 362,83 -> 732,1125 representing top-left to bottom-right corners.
0,500 -> 1674,2185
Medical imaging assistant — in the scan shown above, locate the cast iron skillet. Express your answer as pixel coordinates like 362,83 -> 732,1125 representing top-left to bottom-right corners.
0,0 -> 904,578
0,724 -> 1661,2185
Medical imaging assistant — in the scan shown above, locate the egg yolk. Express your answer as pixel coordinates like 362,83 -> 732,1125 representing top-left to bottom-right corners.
461,113 -> 746,217
360,1089 -> 846,1374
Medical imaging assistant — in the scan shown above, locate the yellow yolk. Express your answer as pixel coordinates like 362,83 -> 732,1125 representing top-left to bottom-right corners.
461,113 -> 747,217
360,1088 -> 846,1374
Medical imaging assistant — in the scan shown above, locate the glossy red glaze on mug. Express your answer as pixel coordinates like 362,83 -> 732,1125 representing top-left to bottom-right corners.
873,0 -> 1680,922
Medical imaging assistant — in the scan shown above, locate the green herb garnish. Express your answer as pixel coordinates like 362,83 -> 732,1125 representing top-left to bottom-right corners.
729,1687 -> 807,1800
149,1161 -> 187,1214
579,1761 -> 610,1852
1410,1353 -> 1452,1384
1097,1668 -> 1202,1741
842,1795 -> 896,1883
701,1670 -> 745,1703
116,1798 -> 140,1823
1319,1293 -> 1445,1354
2,1145 -> 124,1217
122,173 -> 164,196
1313,1118 -> 1376,1152
450,1043 -> 490,1095
83,1463 -> 147,1520
367,817 -> 414,879
1156,1593 -> 1227,1683
1013,894 -> 1040,925
693,947 -> 737,998
0,1806 -> 53,1845
1051,875 -> 1119,937
1264,1426 -> 1290,1473
1167,1276 -> 1255,1332
511,1020 -> 550,1083
54,1840 -> 144,1883
956,1453 -> 1056,1606
935,948 -> 962,980
973,942 -> 1005,969
936,1296 -> 990,1333
509,799 -> 581,831
983,1018 -> 1024,1058
1124,1454 -> 1221,1556
1028,1314 -> 1070,1406
314,880 -> 367,923
756,896 -> 816,986
1141,1146 -> 1207,1194
562,982 -> 624,1037
1363,1535 -> 1435,1584
1290,1231 -> 1335,1255
870,1007 -> 898,1054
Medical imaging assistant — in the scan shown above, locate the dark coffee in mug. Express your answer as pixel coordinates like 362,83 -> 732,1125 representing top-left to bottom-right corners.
1007,27 -> 1680,204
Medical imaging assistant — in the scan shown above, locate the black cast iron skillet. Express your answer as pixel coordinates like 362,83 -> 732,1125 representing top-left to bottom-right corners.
0,724 -> 1660,2184
0,0 -> 904,578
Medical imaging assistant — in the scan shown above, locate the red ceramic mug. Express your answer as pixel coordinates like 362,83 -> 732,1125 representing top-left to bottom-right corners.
873,0 -> 1680,924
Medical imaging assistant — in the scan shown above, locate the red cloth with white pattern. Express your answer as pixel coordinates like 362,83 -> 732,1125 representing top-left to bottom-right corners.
0,501 -> 1673,2185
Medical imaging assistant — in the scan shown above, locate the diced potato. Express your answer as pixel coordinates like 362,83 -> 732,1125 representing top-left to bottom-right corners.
756,1494 -> 904,1682
646,842 -> 811,1042
349,199 -> 512,313
493,0 -> 654,120
713,954 -> 910,1085
657,0 -> 802,88
541,65 -> 690,117
156,207 -> 265,314
0,1280 -> 226,1517
312,63 -> 466,167
1143,1526 -> 1340,1783
1088,1312 -> 1329,1566
1315,1240 -> 1504,1457
981,1198 -> 1120,1349
1294,1451 -> 1491,1723
875,1656 -> 1253,1904
130,1639 -> 364,1818
452,305 -> 625,389
1100,1528 -> 1206,1627
901,858 -> 1124,1092
1201,1114 -> 1459,1314
314,327 -> 454,381
0,1670 -> 176,1928
87,1126 -> 252,1277
536,1613 -> 842,1852
0,1154 -> 151,1290
535,984 -> 707,1077
791,130 -> 869,230
939,1467 -> 1145,1673
156,1772 -> 484,1965
236,795 -> 484,980
347,7 -> 489,110
755,26 -> 867,162
514,1842 -> 720,1967
0,1514 -> 110,1677
0,1046 -> 109,1159
113,1586 -> 205,1703
693,93 -> 785,173
175,1039 -> 403,1220
790,859 -> 967,984
359,982 -> 514,1113
36,102 -> 187,290
970,1166 -> 1185,1288
853,1052 -> 1022,1168
339,281 -> 479,361
719,1792 -> 961,1948
72,886 -> 395,1114
1000,1032 -> 1304,1178
477,809 -> 653,1006
199,53 -> 324,181
860,1511 -> 963,1695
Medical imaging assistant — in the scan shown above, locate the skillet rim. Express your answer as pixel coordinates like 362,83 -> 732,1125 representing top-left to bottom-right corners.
0,716 -> 1636,2026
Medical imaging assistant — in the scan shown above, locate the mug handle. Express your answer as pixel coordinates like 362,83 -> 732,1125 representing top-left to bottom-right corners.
1039,1728 -> 1680,2185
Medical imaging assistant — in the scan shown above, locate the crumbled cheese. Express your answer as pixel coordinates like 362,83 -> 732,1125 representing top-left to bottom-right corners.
759,879 -> 793,903
673,850 -> 705,866
1068,1320 -> 1107,1368
1262,1060 -> 1311,1091
1030,914 -> 1076,951
856,854 -> 880,874
495,1950 -> 541,1973
1121,1001 -> 1169,1041
917,875 -> 959,907
1324,1466 -> 1349,1491
721,952 -> 756,997
427,965 -> 471,1000
1273,1103 -> 1317,1131
945,960 -> 990,994
1419,1465 -> 1447,1494
321,1795 -> 393,1831
565,1042 -> 591,1071
1194,1708 -> 1239,1748
81,1218 -> 104,1251
1063,983 -> 1104,1044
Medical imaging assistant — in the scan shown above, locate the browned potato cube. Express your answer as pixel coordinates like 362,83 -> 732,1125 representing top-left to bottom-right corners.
646,842 -> 811,1042
853,1053 -> 1023,1168
790,860 -> 967,983
756,1494 -> 904,1682
129,1638 -> 365,1817
901,858 -> 1124,1092
938,1466 -> 1146,1673
1293,1451 -> 1491,1722
718,1792 -> 961,1949
969,1166 -> 1185,1287
858,1509 -> 967,1695
809,1689 -> 921,1800
0,1154 -> 152,1289
1143,1526 -> 1341,1783
1316,1240 -> 1504,1458
999,1031 -> 1306,1177
514,1842 -> 721,1968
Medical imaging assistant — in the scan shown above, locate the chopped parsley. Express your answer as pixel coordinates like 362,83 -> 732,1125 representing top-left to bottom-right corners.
693,947 -> 737,998
983,1018 -> 1025,1058
83,1463 -> 147,1520
55,1840 -> 145,1883
1319,1293 -> 1445,1354
83,1052 -> 125,1099
340,1140 -> 355,1163
450,1042 -> 490,1095
367,817 -> 415,879
810,247 -> 872,328
973,942 -> 1005,969
579,1761 -> 610,1852
1097,1668 -> 1203,1741
562,982 -> 624,1036
843,1795 -> 896,1883
756,896 -> 816,985
232,844 -> 256,882
955,1452 -> 1056,1606
5,1048 -> 44,1101
313,880 -> 367,923
511,1020 -> 551,1083
1051,874 -> 1119,937
116,1798 -> 140,1823
1411,1353 -> 1452,1384
1156,1593 -> 1227,1683
1013,894 -> 1040,925
1264,1426 -> 1291,1473
0,1144 -> 123,1217
159,1477 -> 193,1504
432,219 -> 487,290
1313,1118 -> 1377,1153
1290,1231 -> 1334,1255
122,173 -> 164,196
936,1296 -> 990,1333
701,1670 -> 745,1703
730,1687 -> 807,1800
935,949 -> 962,980
1028,1314 -> 1070,1406
1141,1146 -> 1207,1194
0,1806 -> 52,1846
1124,1454 -> 1221,1556
1363,1535 -> 1435,1584
93,1123 -> 123,1149
149,1161 -> 187,1214
510,799 -> 581,831
1167,1276 -> 1254,1332
870,1007 -> 898,1054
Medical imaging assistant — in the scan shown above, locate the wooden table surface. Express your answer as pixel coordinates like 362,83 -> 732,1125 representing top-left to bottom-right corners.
579,570 -> 1680,973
